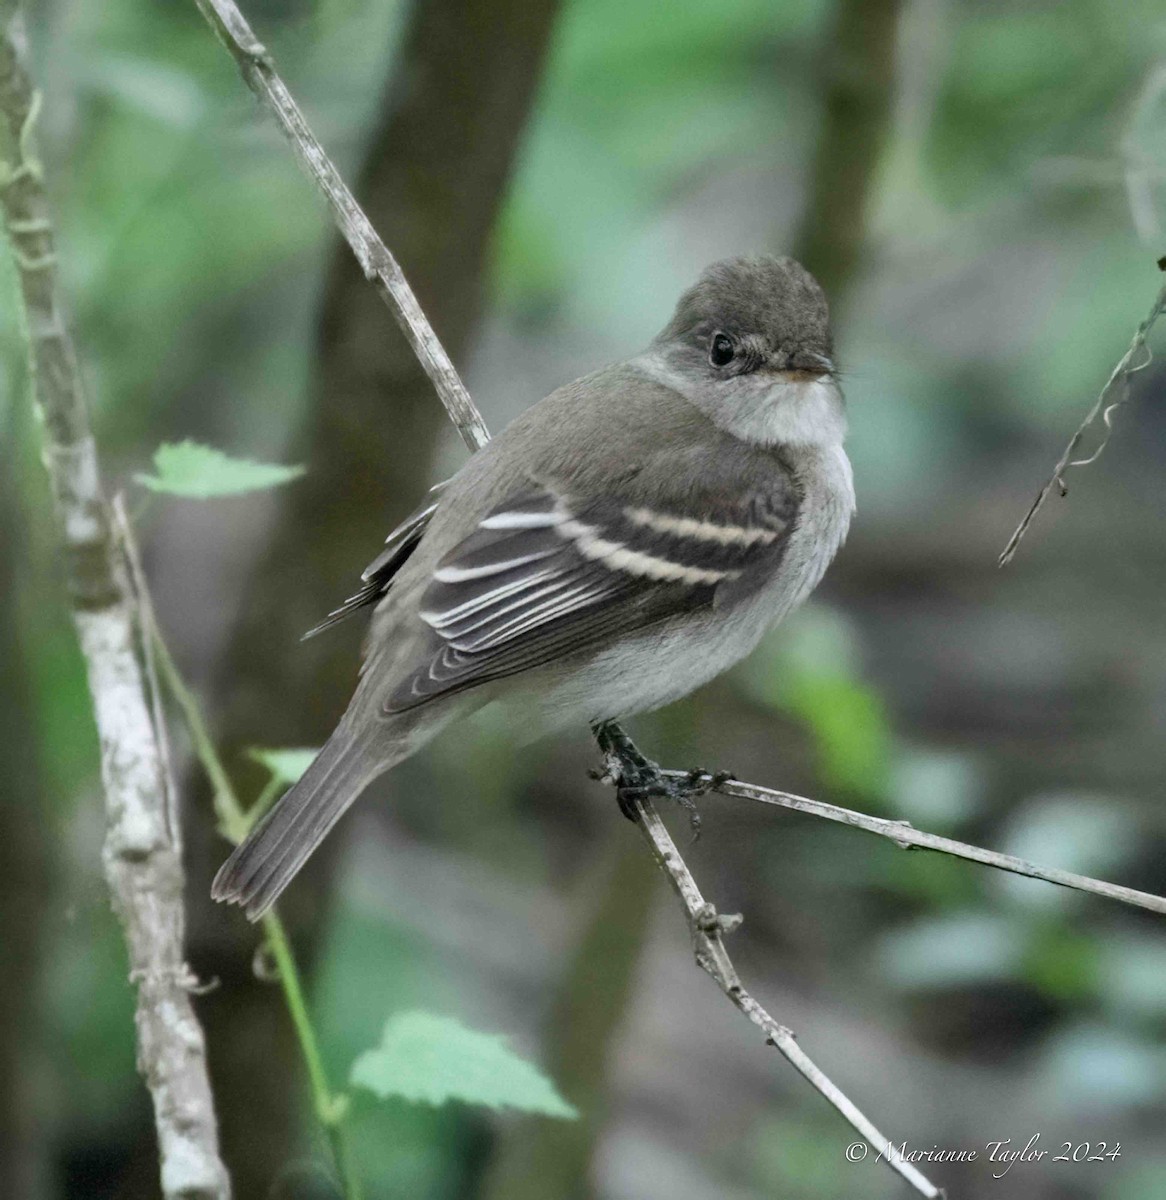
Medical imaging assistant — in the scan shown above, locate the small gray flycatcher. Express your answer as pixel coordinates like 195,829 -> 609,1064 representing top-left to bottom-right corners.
213,255 -> 855,920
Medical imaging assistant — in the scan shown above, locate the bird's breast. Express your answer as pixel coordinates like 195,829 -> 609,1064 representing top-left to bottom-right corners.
495,442 -> 855,731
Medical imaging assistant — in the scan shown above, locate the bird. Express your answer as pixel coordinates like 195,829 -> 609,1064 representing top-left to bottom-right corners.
213,255 -> 855,920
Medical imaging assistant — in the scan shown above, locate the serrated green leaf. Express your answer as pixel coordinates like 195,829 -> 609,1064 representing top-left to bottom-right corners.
350,1011 -> 577,1119
135,441 -> 305,498
247,747 -> 319,787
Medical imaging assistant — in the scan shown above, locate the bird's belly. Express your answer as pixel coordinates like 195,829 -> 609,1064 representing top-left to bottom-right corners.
516,557 -> 814,729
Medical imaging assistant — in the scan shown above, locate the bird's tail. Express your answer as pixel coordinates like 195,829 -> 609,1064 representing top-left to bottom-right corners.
212,727 -> 392,921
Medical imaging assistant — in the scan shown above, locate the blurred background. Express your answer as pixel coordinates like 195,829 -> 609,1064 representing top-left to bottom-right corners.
4,0 -> 1166,1197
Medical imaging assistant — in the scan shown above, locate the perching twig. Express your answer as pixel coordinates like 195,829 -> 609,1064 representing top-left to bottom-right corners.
595,780 -> 944,1196
671,772 -> 1166,917
638,797 -> 943,1198
0,13 -> 230,1199
192,0 -> 490,453
998,268 -> 1166,566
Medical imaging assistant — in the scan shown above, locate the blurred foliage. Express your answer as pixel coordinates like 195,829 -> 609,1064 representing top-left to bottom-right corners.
249,745 -> 320,786
738,607 -> 893,801
6,0 -> 1166,1197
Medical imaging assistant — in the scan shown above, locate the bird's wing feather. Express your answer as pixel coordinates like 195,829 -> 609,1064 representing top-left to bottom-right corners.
383,477 -> 794,712
302,480 -> 448,639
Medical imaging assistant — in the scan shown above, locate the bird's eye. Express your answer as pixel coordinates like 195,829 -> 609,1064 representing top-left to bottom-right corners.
709,332 -> 735,368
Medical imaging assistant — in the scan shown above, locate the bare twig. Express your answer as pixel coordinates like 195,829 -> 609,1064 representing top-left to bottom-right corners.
666,771 -> 1166,917
187,7 -> 943,1184
617,789 -> 943,1199
190,1 -> 1166,1190
998,270 -> 1166,566
0,13 -> 229,1199
189,1 -> 941,1187
192,0 -> 490,453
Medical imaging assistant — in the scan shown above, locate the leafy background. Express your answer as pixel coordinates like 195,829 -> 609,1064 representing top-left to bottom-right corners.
4,0 -> 1166,1198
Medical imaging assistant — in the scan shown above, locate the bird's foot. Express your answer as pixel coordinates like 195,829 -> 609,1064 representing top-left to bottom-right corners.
590,722 -> 734,839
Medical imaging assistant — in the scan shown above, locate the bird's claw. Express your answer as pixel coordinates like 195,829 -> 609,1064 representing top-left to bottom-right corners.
591,723 -> 734,839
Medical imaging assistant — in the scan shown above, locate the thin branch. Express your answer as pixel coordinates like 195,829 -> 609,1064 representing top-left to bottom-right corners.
665,772 -> 1166,917
616,789 -> 944,1199
148,613 -> 364,1200
998,269 -> 1166,566
0,13 -> 229,1199
192,0 -> 490,453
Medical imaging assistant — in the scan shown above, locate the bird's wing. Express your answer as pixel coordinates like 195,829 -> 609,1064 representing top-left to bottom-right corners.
302,481 -> 448,639
382,474 -> 796,712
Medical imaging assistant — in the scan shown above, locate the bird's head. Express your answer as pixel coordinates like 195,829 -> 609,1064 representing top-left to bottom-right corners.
646,255 -> 843,448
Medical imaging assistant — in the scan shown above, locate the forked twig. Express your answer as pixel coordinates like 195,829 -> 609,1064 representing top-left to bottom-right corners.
192,4 -> 945,1190
628,793 -> 944,1199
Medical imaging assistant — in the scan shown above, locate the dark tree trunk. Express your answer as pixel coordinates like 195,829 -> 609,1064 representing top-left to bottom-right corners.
0,406 -> 53,1200
480,833 -> 657,1200
794,0 -> 904,309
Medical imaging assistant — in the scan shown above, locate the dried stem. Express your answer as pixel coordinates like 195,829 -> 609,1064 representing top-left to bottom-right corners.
684,772 -> 1166,916
998,270 -> 1166,566
622,792 -> 943,1199
0,12 -> 229,1198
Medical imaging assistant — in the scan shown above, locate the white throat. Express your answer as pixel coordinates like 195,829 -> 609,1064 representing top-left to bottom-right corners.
634,351 -> 847,449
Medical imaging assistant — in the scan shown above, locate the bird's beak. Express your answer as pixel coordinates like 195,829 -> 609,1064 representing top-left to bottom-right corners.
774,369 -> 827,384
769,351 -> 835,384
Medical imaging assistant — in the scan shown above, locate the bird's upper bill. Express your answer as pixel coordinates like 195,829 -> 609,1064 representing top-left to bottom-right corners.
773,368 -> 832,384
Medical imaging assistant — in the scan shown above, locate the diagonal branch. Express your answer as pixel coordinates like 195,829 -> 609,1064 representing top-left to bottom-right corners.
0,11 -> 229,1199
192,0 -> 489,453
192,0 -> 1166,1190
673,772 -> 1166,916
191,2 -> 1166,1193
998,269 -> 1166,566
191,0 -> 1166,1188
615,788 -> 943,1199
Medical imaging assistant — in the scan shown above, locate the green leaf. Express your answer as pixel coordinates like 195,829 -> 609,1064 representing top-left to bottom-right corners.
350,1011 -> 577,1119
247,747 -> 319,787
135,441 -> 305,498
